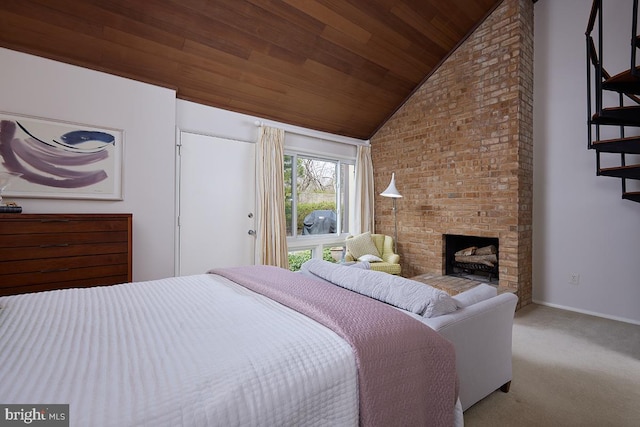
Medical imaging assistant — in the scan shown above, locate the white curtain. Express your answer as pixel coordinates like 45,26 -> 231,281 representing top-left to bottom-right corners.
256,125 -> 289,268
354,144 -> 375,234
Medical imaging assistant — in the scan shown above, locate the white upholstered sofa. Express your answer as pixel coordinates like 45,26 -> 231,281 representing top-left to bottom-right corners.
418,286 -> 518,410
300,259 -> 518,411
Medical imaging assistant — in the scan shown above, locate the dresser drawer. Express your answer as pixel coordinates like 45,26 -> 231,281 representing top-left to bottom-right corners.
0,213 -> 132,296
0,217 -> 128,237
3,252 -> 129,275
0,270 -> 131,296
0,230 -> 129,249
0,238 -> 128,262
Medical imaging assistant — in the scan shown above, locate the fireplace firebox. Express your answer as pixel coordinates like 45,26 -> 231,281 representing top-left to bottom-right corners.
444,234 -> 499,282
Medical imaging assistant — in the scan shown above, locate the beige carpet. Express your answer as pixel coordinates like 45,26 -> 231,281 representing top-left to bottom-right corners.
463,304 -> 640,427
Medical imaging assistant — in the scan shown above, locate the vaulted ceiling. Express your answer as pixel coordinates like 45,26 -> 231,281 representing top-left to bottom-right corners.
0,0 -> 501,140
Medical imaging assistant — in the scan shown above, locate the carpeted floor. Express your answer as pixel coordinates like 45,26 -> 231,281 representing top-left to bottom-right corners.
462,304 -> 640,427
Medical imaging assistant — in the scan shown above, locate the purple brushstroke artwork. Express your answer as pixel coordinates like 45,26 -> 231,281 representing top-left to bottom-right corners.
0,120 -> 113,188
0,113 -> 122,200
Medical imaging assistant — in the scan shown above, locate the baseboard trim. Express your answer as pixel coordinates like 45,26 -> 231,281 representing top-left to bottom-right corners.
531,300 -> 640,326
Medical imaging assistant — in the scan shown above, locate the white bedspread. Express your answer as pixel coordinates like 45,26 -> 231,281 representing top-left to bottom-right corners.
0,274 -> 358,427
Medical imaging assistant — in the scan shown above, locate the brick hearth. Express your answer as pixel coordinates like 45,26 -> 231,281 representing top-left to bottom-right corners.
371,0 -> 533,308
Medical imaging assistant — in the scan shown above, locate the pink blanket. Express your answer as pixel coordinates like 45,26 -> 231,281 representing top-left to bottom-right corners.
210,265 -> 457,427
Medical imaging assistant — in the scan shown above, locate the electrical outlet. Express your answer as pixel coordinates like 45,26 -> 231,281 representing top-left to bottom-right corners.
569,273 -> 580,285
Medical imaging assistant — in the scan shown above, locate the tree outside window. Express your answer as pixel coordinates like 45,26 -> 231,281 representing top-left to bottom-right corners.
285,153 -> 355,270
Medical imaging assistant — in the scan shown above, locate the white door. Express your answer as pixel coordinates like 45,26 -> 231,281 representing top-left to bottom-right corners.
178,132 -> 255,275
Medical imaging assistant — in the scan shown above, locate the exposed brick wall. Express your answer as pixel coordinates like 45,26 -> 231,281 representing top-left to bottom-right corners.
371,0 -> 533,307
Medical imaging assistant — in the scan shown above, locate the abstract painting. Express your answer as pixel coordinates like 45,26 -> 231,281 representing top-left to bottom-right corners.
0,112 -> 123,200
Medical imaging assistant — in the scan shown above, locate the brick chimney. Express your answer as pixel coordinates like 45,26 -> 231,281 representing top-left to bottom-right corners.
371,0 -> 533,307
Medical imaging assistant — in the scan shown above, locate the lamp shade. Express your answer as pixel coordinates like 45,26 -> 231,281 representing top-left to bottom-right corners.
380,173 -> 402,198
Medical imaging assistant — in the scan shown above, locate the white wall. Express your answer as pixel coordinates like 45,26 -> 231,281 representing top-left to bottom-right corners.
177,99 -> 363,156
0,48 -> 177,282
175,100 -> 364,262
0,48 -> 365,283
534,0 -> 640,324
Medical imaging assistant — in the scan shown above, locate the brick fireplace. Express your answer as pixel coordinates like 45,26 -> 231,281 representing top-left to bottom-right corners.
371,0 -> 533,308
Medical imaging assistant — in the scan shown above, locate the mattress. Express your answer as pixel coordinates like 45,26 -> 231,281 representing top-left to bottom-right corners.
0,274 -> 358,426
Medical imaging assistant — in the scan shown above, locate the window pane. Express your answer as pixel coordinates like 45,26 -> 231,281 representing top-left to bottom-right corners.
288,249 -> 312,271
341,163 -> 356,234
297,157 -> 337,235
284,155 -> 293,236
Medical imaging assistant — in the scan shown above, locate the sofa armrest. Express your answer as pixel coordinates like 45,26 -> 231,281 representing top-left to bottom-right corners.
382,253 -> 400,264
422,292 -> 518,411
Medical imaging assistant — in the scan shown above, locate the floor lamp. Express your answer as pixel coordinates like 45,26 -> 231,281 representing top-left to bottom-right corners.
380,173 -> 402,253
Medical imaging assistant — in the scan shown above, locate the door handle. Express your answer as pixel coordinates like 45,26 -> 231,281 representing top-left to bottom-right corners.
248,230 -> 256,236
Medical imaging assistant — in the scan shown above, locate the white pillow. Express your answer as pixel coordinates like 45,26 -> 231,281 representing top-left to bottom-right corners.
358,254 -> 382,262
452,284 -> 497,308
302,259 -> 457,317
347,261 -> 370,269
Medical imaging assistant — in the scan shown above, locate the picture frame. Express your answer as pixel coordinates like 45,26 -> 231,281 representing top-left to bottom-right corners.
0,112 -> 124,200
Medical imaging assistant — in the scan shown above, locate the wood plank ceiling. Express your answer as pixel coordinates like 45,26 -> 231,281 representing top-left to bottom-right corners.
0,0 -> 501,140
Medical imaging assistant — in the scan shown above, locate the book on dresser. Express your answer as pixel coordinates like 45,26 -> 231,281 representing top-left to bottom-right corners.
0,205 -> 22,213
0,213 -> 132,297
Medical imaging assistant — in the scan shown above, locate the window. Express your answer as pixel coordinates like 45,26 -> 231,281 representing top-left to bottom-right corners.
285,152 -> 356,269
284,154 -> 355,238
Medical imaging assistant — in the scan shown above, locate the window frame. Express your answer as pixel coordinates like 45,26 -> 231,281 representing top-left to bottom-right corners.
285,150 -> 355,258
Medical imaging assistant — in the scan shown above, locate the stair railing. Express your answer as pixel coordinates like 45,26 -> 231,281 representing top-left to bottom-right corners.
586,0 -> 603,151
632,0 -> 639,77
586,0 -> 639,195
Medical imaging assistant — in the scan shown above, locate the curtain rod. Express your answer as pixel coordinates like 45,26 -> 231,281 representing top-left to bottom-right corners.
254,120 -> 369,147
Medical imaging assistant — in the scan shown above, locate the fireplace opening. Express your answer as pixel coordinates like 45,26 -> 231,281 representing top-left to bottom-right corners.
445,234 -> 499,282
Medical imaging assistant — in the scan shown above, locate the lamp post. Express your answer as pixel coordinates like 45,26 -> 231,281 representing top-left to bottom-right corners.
380,173 -> 402,253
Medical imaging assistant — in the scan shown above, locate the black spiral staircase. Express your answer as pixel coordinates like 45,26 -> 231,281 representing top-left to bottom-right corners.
587,0 -> 640,202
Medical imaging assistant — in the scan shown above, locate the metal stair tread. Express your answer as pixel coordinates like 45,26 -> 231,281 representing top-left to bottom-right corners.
592,106 -> 640,126
622,191 -> 640,202
599,164 -> 640,179
592,136 -> 640,153
602,67 -> 640,94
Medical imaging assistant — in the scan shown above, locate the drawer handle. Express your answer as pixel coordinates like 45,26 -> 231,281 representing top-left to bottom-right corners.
40,268 -> 70,273
39,243 -> 70,248
39,219 -> 71,222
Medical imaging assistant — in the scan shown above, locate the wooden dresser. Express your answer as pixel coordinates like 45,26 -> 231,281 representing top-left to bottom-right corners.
0,213 -> 132,296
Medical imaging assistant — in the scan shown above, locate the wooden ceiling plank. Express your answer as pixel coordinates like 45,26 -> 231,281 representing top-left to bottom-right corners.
0,0 -> 500,139
0,12 -> 104,68
321,0 -> 445,51
313,0 -> 453,81
101,14 -> 185,51
0,0 -> 104,39
98,42 -> 181,90
95,1 -> 258,60
92,0 -> 194,37
243,49 -> 396,109
182,40 -> 311,97
235,0 -> 327,34
318,0 -> 422,50
301,60 -> 403,107
280,0 -> 371,44
184,36 -> 390,111
390,3 -> 459,51
447,0 -> 497,23
398,0 -> 471,37
196,0 -> 321,56
319,25 -> 423,84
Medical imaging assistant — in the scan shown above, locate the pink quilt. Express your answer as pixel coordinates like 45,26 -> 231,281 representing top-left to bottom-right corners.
210,265 -> 458,427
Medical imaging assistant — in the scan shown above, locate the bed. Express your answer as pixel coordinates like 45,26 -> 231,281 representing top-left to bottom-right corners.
0,264 -> 462,427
